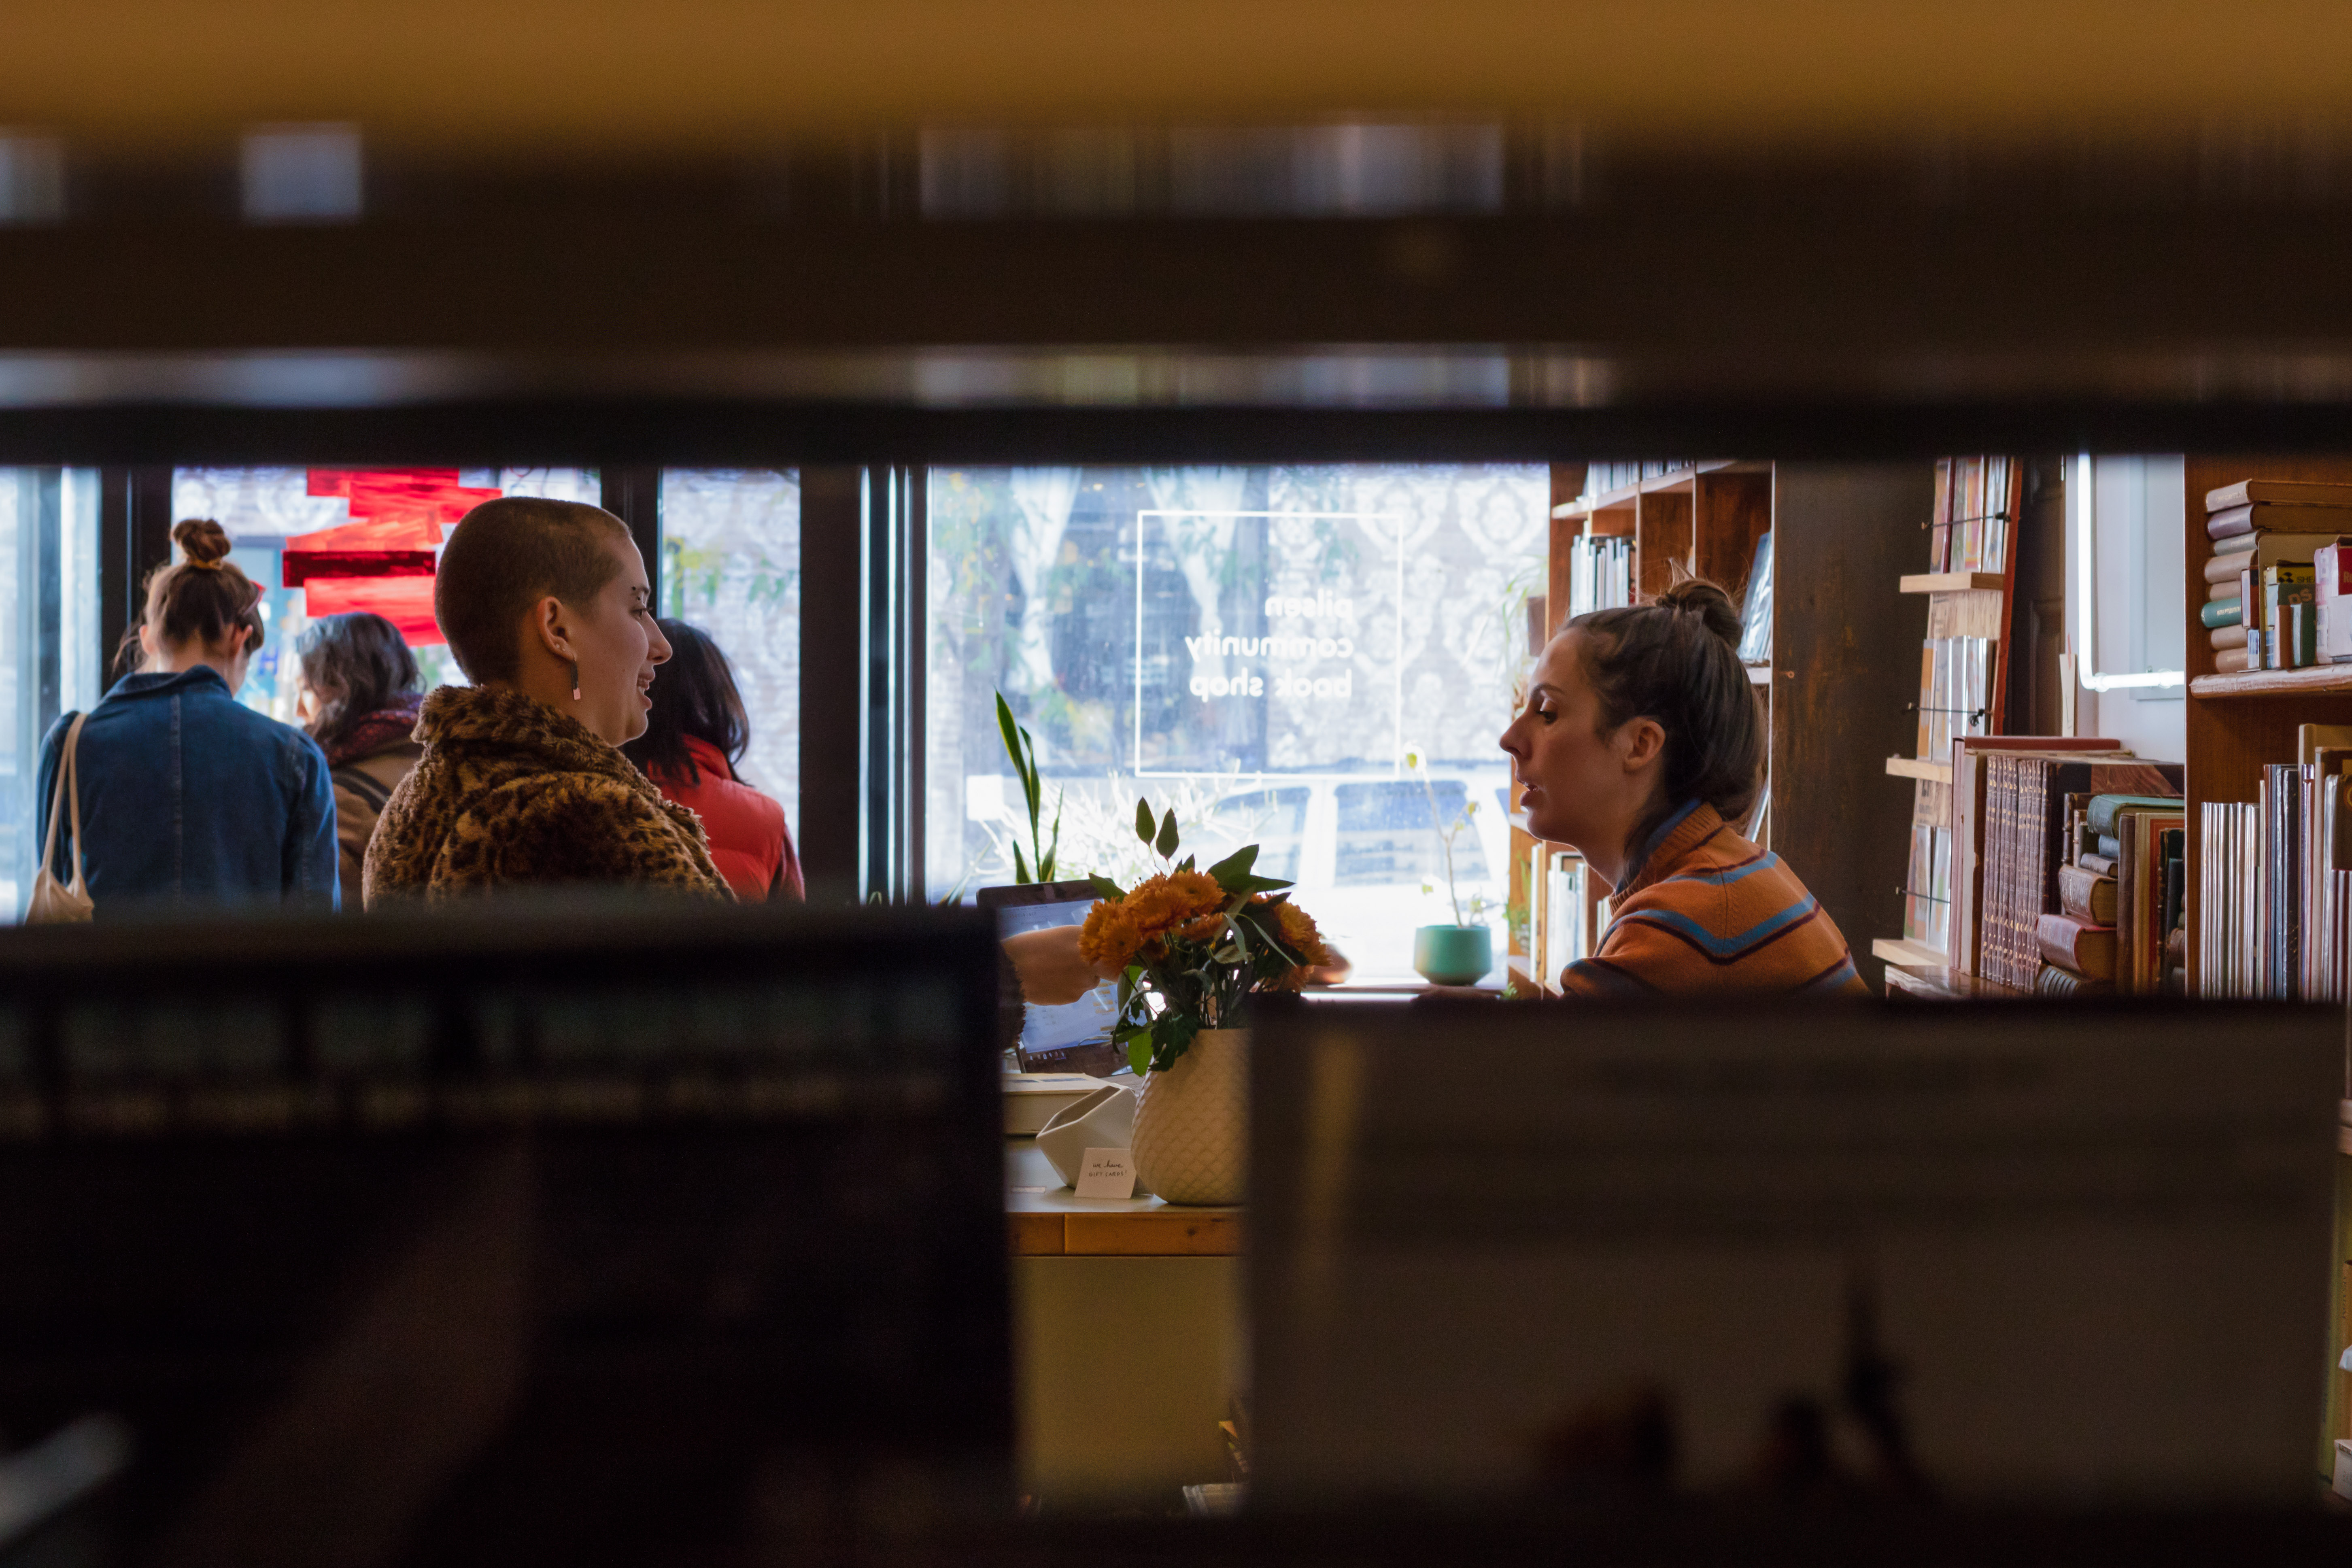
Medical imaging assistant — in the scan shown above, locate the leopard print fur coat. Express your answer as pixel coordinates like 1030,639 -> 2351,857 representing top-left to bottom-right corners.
363,683 -> 731,907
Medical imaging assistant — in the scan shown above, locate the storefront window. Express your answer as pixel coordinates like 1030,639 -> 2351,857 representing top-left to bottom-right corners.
928,465 -> 1546,982
657,470 -> 800,844
0,470 -> 101,913
172,467 -> 598,722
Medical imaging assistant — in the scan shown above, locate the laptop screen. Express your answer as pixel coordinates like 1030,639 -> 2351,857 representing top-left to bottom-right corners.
977,884 -> 1120,1063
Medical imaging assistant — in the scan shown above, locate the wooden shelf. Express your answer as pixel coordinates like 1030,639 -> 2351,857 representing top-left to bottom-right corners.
2188,664 -> 2352,699
1882,963 -> 2029,1001
1871,937 -> 1950,969
1549,460 -> 1762,519
1883,756 -> 1951,783
1898,571 -> 2007,594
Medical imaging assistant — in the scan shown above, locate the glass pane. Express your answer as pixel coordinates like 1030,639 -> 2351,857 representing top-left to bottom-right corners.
0,469 -> 101,916
1333,780 -> 1489,888
927,465 -> 1547,982
656,470 -> 800,845
172,467 -> 599,720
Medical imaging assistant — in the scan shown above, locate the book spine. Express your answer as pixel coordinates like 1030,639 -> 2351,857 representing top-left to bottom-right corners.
2201,596 -> 2242,629
1930,457 -> 1952,573
1987,755 -> 2012,986
2198,802 -> 2213,995
2206,501 -> 2255,537
2037,912 -> 2116,979
2057,864 -> 2115,923
1999,756 -> 2023,987
2033,761 -> 2062,987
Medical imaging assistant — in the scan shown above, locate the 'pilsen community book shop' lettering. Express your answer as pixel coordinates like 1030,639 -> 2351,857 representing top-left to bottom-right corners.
1187,591 -> 1358,701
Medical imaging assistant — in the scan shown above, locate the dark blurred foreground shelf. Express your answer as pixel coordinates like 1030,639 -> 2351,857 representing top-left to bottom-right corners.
964,1505 -> 2352,1568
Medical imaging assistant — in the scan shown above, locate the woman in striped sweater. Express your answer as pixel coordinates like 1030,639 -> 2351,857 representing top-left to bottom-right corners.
1500,579 -> 1865,997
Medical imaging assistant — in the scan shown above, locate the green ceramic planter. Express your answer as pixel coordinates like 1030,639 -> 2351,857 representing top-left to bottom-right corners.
1413,924 -> 1494,986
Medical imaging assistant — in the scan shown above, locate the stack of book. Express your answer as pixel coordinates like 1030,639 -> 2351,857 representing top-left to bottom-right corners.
2200,478 -> 2352,674
1565,534 -> 1633,617
1903,822 -> 1950,954
1915,637 -> 1994,764
1582,461 -> 1695,496
1543,850 -> 1590,981
1945,737 -> 2120,976
2201,802 -> 2263,996
1927,456 -> 2019,575
2036,794 -> 2186,996
2198,725 -> 2352,998
1973,750 -> 2182,990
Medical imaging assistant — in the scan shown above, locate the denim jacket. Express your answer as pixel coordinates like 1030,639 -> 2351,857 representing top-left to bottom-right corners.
34,666 -> 340,914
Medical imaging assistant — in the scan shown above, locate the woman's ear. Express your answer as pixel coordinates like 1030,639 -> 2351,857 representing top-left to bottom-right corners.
532,595 -> 572,663
1615,716 -> 1668,774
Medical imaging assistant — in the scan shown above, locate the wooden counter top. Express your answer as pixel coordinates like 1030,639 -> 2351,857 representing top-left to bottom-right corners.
1005,1137 -> 1241,1257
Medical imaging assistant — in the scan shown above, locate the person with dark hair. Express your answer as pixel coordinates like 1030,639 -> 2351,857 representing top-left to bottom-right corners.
363,497 -> 728,905
1499,577 -> 1863,996
297,611 -> 427,898
32,519 -> 339,913
620,619 -> 803,901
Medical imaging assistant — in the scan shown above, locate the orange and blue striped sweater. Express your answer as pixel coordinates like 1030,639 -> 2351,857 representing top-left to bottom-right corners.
1560,800 -> 1865,998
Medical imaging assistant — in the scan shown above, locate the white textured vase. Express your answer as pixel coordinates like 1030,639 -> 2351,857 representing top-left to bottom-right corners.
1130,1026 -> 1248,1206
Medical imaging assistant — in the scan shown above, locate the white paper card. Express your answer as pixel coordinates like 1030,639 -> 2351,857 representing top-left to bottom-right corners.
1075,1147 -> 1138,1199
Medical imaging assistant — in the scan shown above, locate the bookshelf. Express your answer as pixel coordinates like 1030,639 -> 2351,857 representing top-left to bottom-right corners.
2178,461 -> 2352,1474
2180,455 -> 2352,988
1534,460 -> 1925,992
1885,455 -> 2352,998
1874,457 -> 2027,977
1507,815 -> 1601,999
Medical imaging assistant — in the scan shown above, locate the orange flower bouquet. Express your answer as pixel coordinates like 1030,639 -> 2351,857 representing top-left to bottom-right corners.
1079,800 -> 1330,1077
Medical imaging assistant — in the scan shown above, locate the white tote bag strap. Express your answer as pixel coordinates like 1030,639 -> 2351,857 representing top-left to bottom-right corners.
38,712 -> 89,896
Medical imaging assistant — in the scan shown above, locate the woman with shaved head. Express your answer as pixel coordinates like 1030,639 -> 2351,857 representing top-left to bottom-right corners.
363,497 -> 728,906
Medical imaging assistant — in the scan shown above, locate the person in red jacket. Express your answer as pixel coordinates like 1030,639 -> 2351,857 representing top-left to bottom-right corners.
621,618 -> 804,901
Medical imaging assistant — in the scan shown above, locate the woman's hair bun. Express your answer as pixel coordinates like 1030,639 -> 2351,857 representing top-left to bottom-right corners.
1655,577 -> 1742,648
172,518 -> 232,566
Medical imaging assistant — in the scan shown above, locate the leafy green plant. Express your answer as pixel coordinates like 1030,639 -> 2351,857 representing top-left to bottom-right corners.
1079,802 -> 1326,1077
996,692 -> 1061,884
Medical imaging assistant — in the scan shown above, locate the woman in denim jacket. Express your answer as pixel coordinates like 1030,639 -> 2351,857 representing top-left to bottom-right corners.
34,520 -> 340,914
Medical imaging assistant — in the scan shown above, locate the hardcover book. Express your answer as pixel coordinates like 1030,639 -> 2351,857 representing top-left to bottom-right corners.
2204,502 -> 2352,540
2057,864 -> 2118,925
1980,756 -> 2181,989
1947,738 -> 2127,977
2037,911 -> 2117,981
2205,477 -> 2352,512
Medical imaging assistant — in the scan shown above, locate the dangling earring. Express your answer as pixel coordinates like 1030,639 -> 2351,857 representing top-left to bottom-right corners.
569,660 -> 582,701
